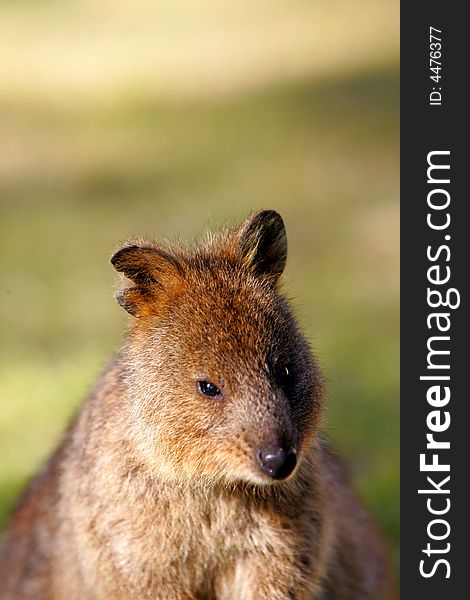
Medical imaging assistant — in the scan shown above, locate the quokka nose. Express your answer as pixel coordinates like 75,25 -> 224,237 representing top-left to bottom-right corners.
257,446 -> 297,480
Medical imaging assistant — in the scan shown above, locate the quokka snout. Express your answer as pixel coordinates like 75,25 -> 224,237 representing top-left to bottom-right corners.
0,209 -> 395,600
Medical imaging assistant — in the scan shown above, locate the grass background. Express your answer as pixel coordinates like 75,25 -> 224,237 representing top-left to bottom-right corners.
0,0 -> 399,575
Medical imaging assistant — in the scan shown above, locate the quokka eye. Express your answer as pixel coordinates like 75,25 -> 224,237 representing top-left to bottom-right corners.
198,380 -> 222,398
276,364 -> 294,388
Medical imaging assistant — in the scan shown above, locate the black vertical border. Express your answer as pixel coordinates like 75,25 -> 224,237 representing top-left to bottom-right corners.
401,3 -> 467,598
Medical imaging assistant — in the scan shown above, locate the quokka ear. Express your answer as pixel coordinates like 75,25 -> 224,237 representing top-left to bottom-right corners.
110,245 -> 182,317
237,210 -> 287,283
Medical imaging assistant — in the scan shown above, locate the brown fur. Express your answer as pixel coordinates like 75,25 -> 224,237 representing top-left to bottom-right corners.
0,210 -> 395,599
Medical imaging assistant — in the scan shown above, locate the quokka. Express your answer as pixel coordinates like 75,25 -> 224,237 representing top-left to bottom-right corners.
0,210 -> 395,599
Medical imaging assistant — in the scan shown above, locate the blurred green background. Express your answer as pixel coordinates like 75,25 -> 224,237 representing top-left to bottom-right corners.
0,0 -> 399,575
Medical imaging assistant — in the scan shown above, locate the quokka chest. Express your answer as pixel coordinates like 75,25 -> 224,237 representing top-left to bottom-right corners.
91,493 -> 297,598
104,488 -> 306,574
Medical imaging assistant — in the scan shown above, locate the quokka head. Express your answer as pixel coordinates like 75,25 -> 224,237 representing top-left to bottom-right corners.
111,210 -> 325,487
